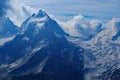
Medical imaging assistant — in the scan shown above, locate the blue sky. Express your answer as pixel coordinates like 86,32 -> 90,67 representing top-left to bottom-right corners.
18,0 -> 120,20
6,0 -> 120,26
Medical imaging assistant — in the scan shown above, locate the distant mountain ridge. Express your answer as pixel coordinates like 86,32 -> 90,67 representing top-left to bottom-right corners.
0,17 -> 19,38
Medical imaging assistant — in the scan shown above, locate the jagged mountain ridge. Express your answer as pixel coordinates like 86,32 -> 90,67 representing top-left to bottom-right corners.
1,9 -> 119,80
0,10 -> 84,80
0,17 -> 19,38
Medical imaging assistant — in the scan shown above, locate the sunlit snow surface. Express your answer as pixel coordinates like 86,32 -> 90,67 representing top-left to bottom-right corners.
67,17 -> 120,80
0,36 -> 15,46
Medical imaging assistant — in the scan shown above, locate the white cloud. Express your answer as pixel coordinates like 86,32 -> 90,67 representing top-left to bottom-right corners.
58,15 -> 84,37
6,0 -> 120,27
7,0 -> 37,26
90,20 -> 102,30
58,15 -> 103,40
58,15 -> 120,41
103,17 -> 120,36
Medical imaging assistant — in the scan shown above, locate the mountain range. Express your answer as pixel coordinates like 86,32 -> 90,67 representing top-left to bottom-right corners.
0,10 -> 84,80
0,10 -> 120,80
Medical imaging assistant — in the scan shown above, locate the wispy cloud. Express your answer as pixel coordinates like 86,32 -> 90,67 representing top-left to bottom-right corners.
4,0 -> 120,26
7,0 -> 37,26
17,0 -> 120,21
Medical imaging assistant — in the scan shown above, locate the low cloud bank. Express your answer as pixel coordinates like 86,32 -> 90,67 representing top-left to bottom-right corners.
58,15 -> 102,40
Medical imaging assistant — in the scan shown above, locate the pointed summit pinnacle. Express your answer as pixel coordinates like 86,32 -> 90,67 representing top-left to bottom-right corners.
32,10 -> 50,19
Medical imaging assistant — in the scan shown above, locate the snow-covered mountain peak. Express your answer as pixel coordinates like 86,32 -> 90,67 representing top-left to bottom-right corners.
0,9 -> 84,80
31,10 -> 50,21
34,10 -> 49,18
30,10 -> 50,24
20,10 -> 52,33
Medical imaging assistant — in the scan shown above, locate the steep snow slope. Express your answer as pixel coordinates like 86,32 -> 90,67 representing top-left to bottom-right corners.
0,10 -> 84,80
0,36 -> 15,46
